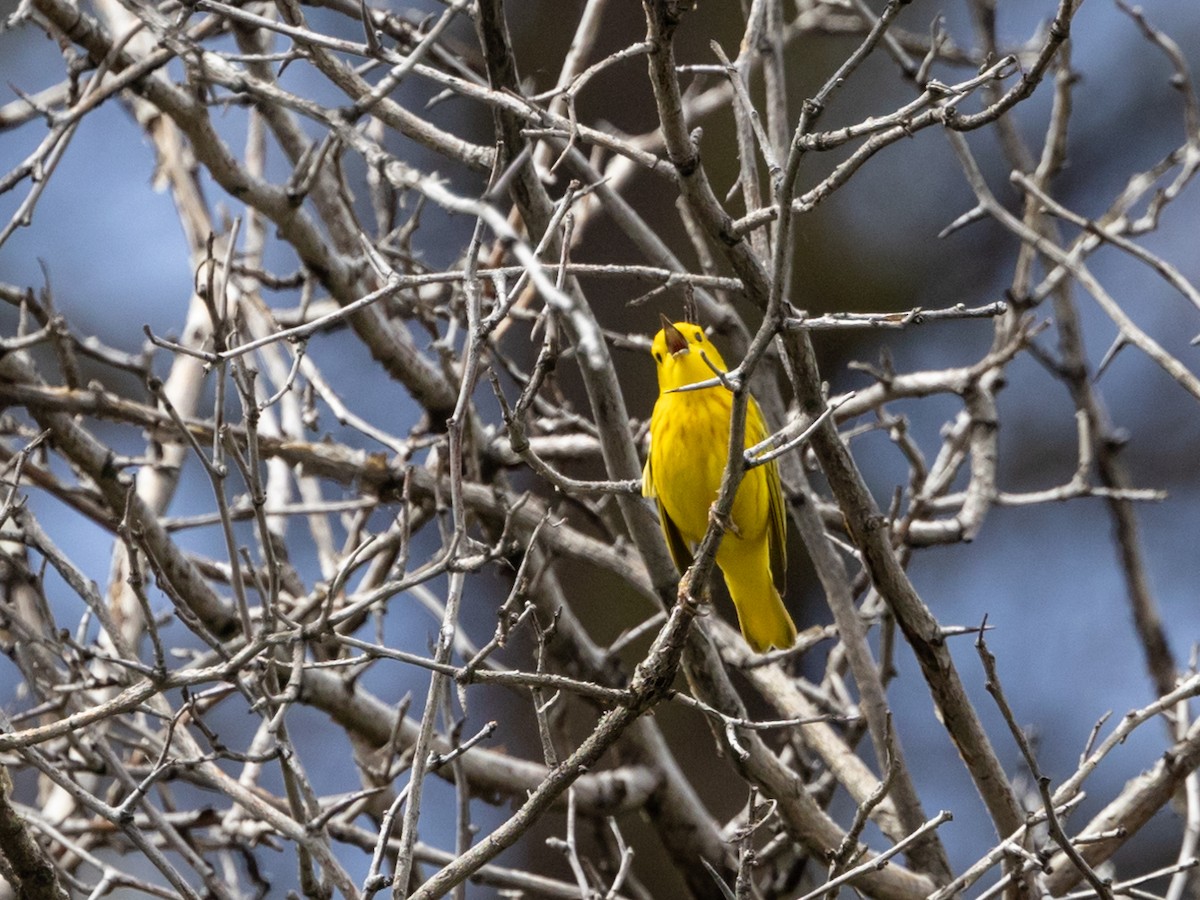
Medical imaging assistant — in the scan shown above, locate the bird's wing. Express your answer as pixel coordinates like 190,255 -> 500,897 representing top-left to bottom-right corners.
749,396 -> 788,594
657,499 -> 694,575
766,457 -> 787,595
645,437 -> 693,573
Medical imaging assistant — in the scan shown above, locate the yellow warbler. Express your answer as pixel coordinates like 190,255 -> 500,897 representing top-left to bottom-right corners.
642,317 -> 797,653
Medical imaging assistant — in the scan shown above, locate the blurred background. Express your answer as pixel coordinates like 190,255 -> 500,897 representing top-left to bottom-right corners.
2,0 -> 1199,893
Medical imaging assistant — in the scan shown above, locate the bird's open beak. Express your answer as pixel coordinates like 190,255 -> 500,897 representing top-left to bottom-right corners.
660,314 -> 689,356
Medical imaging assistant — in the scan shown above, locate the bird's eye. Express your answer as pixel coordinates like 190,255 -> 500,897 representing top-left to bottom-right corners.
693,332 -> 703,343
654,352 -> 662,362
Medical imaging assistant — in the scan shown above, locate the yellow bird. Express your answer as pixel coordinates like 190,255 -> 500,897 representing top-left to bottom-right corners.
642,317 -> 797,653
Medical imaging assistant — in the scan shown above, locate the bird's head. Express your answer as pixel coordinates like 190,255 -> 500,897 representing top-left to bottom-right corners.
650,315 -> 729,392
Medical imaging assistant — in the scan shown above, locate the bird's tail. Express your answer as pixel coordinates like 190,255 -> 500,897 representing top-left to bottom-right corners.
719,540 -> 796,653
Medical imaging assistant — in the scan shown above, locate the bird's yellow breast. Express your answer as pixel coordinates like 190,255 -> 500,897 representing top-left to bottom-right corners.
647,383 -> 771,546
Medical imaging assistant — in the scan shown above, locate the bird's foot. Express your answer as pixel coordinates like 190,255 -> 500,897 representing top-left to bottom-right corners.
708,504 -> 741,538
676,580 -> 711,616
